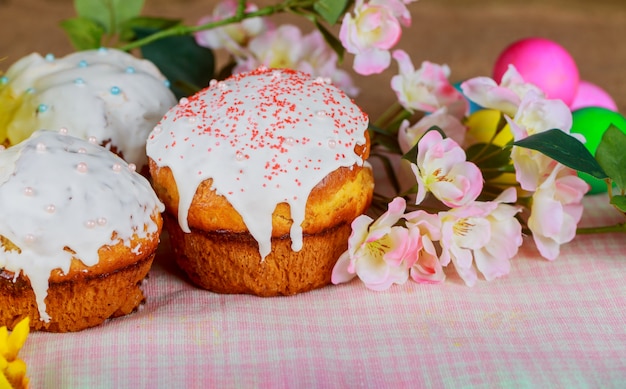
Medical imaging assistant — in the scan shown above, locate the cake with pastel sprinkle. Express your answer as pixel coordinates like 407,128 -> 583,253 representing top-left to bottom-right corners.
0,130 -> 164,332
147,67 -> 374,296
0,48 -> 176,168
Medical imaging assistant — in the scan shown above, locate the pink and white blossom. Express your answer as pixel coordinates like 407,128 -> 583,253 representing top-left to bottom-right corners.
331,197 -> 418,291
411,130 -> 483,207
391,50 -> 467,114
508,91 -> 573,141
329,69 -> 360,98
527,165 -> 588,260
300,30 -> 360,96
233,26 -> 359,96
233,24 -> 304,72
507,91 -> 575,191
439,188 -> 523,286
339,0 -> 403,75
404,210 -> 445,284
370,0 -> 413,27
461,65 -> 545,117
195,0 -> 268,57
510,147 -> 558,192
299,30 -> 337,76
398,108 -> 467,154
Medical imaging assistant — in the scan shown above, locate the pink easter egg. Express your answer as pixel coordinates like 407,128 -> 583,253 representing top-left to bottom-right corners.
569,80 -> 618,111
493,37 -> 579,105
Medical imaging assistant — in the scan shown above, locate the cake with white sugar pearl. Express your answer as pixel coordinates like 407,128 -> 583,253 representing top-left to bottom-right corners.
0,48 -> 176,168
147,67 -> 374,296
0,130 -> 164,332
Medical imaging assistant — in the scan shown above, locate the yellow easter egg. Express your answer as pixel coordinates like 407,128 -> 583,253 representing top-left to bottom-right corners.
465,109 -> 513,146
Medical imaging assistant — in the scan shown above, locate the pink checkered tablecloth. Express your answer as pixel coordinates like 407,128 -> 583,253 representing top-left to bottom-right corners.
22,194 -> 626,388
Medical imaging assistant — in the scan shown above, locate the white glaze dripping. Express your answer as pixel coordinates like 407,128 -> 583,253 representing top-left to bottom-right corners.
147,68 -> 368,259
0,130 -> 164,321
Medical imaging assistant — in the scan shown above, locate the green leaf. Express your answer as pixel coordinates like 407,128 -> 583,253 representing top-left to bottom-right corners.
75,0 -> 145,35
119,16 -> 181,43
401,141 -> 419,164
59,17 -> 105,50
513,129 -> 607,179
610,195 -> 626,213
135,27 -> 214,99
466,143 -> 511,167
465,143 -> 512,180
368,124 -> 401,154
596,125 -> 626,190
313,0 -> 353,25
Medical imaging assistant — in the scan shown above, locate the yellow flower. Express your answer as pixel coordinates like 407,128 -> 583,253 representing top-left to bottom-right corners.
0,317 -> 30,389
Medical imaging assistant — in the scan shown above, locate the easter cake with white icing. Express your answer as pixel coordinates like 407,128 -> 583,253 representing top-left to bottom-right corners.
0,130 -> 164,332
0,48 -> 176,168
147,67 -> 374,296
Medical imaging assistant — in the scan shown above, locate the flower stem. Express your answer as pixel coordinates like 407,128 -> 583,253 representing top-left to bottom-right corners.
374,101 -> 405,129
577,223 -> 626,234
120,0 -> 317,51
236,0 -> 246,19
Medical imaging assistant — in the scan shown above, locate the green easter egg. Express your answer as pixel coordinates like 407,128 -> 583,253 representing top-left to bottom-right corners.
570,107 -> 626,194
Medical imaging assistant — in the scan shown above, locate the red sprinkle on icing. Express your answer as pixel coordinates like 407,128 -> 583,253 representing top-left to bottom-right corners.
146,67 -> 369,259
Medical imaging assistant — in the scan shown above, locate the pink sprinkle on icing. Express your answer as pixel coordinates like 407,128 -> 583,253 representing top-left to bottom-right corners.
147,68 -> 369,260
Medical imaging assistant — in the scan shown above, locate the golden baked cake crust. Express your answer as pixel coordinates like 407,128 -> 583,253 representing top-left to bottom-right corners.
161,165 -> 374,295
0,207 -> 163,333
1,254 -> 154,332
167,216 -> 352,296
149,160 -> 373,236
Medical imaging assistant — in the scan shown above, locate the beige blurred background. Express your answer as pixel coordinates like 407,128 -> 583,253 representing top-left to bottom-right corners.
1,0 -> 626,118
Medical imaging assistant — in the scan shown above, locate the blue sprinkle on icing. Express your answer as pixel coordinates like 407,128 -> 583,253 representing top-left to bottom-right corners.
163,80 -> 171,88
37,104 -> 48,113
25,87 -> 35,94
74,78 -> 85,85
125,66 -> 136,74
45,53 -> 55,62
78,60 -> 88,68
110,86 -> 121,95
0,76 -> 8,85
